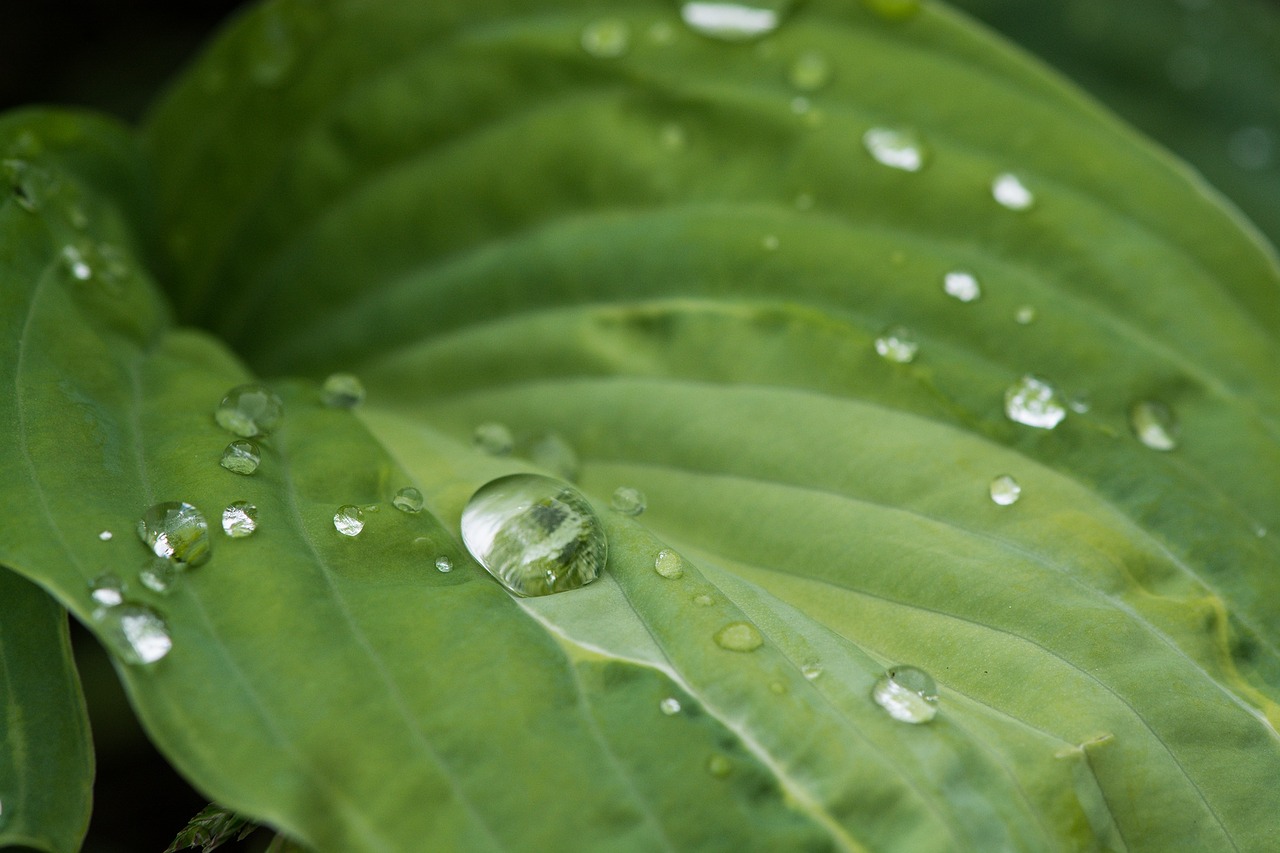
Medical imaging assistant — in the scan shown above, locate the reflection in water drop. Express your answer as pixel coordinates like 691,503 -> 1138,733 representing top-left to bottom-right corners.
862,127 -> 926,172
94,603 -> 173,665
334,505 -> 365,537
874,326 -> 919,364
992,173 -> 1035,210
654,548 -> 685,579
943,270 -> 981,303
801,663 -> 823,681
222,501 -> 258,538
435,555 -> 454,573
137,502 -> 212,567
659,697 -> 682,715
474,422 -> 514,456
680,1 -> 786,41
989,474 -> 1021,506
872,665 -> 938,723
1130,400 -> 1178,451
89,574 -> 125,608
321,373 -> 365,409
1004,375 -> 1067,429
220,439 -> 261,475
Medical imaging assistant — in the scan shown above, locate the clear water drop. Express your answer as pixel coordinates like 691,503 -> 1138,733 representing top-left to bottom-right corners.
220,439 -> 261,475
474,422 -> 514,456
461,474 -> 607,597
222,501 -> 258,538
989,474 -> 1022,506
1015,305 -> 1037,325
801,663 -> 823,681
89,574 -> 125,607
706,754 -> 733,777
789,50 -> 833,91
393,487 -> 424,513
526,432 -> 580,482
714,621 -> 764,652
62,244 -> 92,280
992,173 -> 1035,211
334,505 -> 365,537
862,127 -> 926,172
874,326 -> 919,364
321,373 -> 365,409
693,593 -> 715,607
98,530 -> 113,541
1004,375 -> 1067,429
873,665 -> 938,723
581,18 -> 631,58
1130,400 -> 1178,451
659,697 -> 682,715
138,559 -> 178,595
1068,393 -> 1092,415
862,0 -> 921,19
610,486 -> 647,516
215,384 -> 284,438
680,1 -> 788,41
137,502 -> 211,567
654,548 -> 685,579
435,555 -> 454,573
943,270 -> 981,302
94,603 -> 172,665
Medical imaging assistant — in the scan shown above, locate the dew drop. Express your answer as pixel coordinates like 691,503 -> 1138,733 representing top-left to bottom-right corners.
220,439 -> 261,475
654,548 -> 685,579
222,501 -> 258,538
321,372 -> 365,409
714,621 -> 764,652
1004,375 -> 1067,429
706,754 -> 733,777
659,697 -> 682,715
693,593 -> 715,607
89,574 -> 125,608
138,559 -> 178,595
334,505 -> 365,537
610,486 -> 647,516
801,663 -> 823,681
461,474 -> 607,597
581,18 -> 631,58
1015,305 -> 1037,325
1130,400 -> 1178,451
94,603 -> 172,665
992,172 -> 1035,211
862,126 -> 926,172
473,422 -> 514,456
989,474 -> 1022,506
62,244 -> 92,281
874,326 -> 919,364
214,384 -> 284,438
393,487 -> 424,513
137,502 -> 211,568
943,270 -> 981,302
788,50 -> 833,91
872,665 -> 938,723
862,0 -> 922,20
98,530 -> 113,541
435,555 -> 454,573
680,1 -> 788,41
526,432 -> 580,482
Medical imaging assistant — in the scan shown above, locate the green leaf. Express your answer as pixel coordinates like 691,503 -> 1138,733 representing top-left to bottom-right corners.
165,803 -> 254,853
0,567 -> 93,853
5,0 -> 1280,850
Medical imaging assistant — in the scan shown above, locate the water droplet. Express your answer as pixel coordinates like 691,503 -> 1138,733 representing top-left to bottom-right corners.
89,574 -> 125,607
138,559 -> 178,595
1256,525 -> 1268,538
1068,393 -> 1092,414
801,663 -> 823,681
581,18 -> 631,58
659,697 -> 682,715
222,501 -> 258,538
137,502 -> 211,567
220,439 -> 261,475
989,474 -> 1021,506
320,372 -> 365,409
61,244 -> 92,280
94,603 -> 172,665
391,487 -> 424,513
862,127 -> 926,172
435,555 -> 454,573
461,474 -> 607,597
1015,305 -> 1037,325
706,754 -> 733,777
862,0 -> 921,20
98,530 -> 113,541
526,432 -> 580,482
941,269 -> 982,303
610,486 -> 647,516
874,326 -> 919,363
654,548 -> 685,579
1004,375 -> 1067,429
680,1 -> 788,41
789,50 -> 832,91
693,593 -> 715,607
714,621 -> 764,652
214,384 -> 284,438
872,665 -> 938,723
761,234 -> 780,251
1227,126 -> 1273,171
1130,400 -> 1178,451
474,422 -> 514,456
334,505 -> 365,537
992,173 -> 1035,211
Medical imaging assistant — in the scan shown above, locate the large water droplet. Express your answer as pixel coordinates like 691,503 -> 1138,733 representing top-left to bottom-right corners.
581,18 -> 631,58
862,127 -> 926,172
137,502 -> 211,567
943,270 -> 981,303
89,574 -> 125,607
220,439 -> 261,475
992,173 -> 1035,210
714,621 -> 764,652
461,474 -> 607,597
659,697 -> 682,715
989,474 -> 1021,506
654,548 -> 685,579
94,603 -> 172,665
872,665 -> 938,723
139,559 -> 178,595
874,325 -> 919,363
435,555 -> 454,573
474,422 -> 514,456
1004,375 -> 1067,429
321,373 -> 365,409
526,432 -> 580,482
680,1 -> 788,41
611,486 -> 647,516
334,505 -> 365,537
393,487 -> 424,513
789,50 -> 833,91
1130,400 -> 1178,451
215,384 -> 284,438
222,501 -> 258,538
862,0 -> 921,19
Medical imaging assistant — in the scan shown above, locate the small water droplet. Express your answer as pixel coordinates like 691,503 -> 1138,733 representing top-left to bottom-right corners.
94,603 -> 172,665
789,50 -> 832,91
334,505 -> 365,537
581,18 -> 631,58
435,555 -> 454,573
801,663 -> 823,681
1256,525 -> 1268,538
693,593 -> 715,607
714,621 -> 764,652
706,754 -> 733,777
62,244 -> 93,280
89,574 -> 125,607
220,439 -> 261,475
1227,126 -> 1273,171
138,558 -> 178,594
525,432 -> 580,482
215,384 -> 284,438
1130,400 -> 1178,451
872,665 -> 938,723
222,501 -> 258,538
989,474 -> 1022,506
1014,304 -> 1037,325
392,487 -> 424,513
992,172 -> 1035,211
874,326 -> 919,364
943,270 -> 981,303
473,422 -> 514,456
863,127 -> 927,172
659,697 -> 682,715
98,530 -> 113,541
862,0 -> 922,20
461,474 -> 607,597
137,502 -> 211,567
610,486 -> 647,516
1005,375 -> 1067,429
761,234 -> 780,251
654,548 -> 685,579
680,1 -> 788,41
320,372 -> 365,409
1068,393 -> 1092,414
